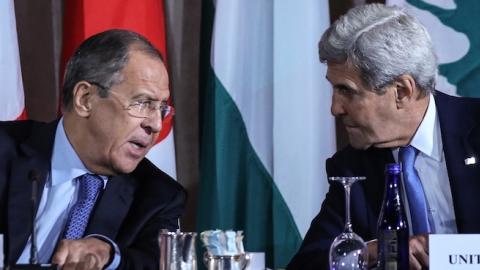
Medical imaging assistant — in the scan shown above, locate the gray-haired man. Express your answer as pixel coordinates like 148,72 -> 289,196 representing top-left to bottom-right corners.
289,3 -> 480,269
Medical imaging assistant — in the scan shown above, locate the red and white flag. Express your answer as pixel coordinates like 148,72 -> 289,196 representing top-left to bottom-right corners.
62,0 -> 176,178
0,0 -> 27,121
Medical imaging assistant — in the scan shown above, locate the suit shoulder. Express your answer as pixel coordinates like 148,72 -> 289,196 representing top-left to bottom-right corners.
326,145 -> 360,176
329,145 -> 390,162
133,159 -> 185,193
328,145 -> 362,164
0,120 -> 35,142
435,91 -> 480,114
327,145 -> 391,176
0,120 -> 41,155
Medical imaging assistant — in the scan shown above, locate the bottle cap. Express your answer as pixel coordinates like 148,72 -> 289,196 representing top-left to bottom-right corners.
385,163 -> 401,174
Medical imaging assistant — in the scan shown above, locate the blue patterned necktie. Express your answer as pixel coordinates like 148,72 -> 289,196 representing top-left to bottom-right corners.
399,146 -> 431,234
63,173 -> 103,240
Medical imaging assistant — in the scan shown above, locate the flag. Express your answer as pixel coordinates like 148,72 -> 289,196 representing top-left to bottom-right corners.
0,0 -> 27,121
62,0 -> 176,178
387,0 -> 479,97
197,0 -> 334,268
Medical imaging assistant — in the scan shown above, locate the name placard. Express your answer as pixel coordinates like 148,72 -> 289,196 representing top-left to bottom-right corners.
430,234 -> 480,269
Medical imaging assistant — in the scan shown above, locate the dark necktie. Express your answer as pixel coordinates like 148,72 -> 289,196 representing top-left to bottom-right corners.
63,173 -> 103,240
399,146 -> 431,234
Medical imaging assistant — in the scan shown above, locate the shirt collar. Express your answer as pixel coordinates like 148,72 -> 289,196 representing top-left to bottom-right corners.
51,118 -> 93,186
409,94 -> 443,162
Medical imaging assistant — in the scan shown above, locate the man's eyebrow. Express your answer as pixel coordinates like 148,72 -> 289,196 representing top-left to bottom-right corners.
130,93 -> 159,101
324,76 -> 355,90
334,83 -> 350,88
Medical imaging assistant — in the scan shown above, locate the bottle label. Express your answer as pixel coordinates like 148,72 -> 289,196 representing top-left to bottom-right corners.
380,231 -> 399,270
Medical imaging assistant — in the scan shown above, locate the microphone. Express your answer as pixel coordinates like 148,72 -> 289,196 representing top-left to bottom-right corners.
29,169 -> 40,265
10,170 -> 57,269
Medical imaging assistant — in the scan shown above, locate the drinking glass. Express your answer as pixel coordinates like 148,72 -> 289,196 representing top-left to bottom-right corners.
203,253 -> 250,270
328,177 -> 368,270
158,230 -> 197,270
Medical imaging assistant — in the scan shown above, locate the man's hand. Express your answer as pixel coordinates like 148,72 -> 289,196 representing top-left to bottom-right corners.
52,237 -> 112,270
366,239 -> 378,268
409,234 -> 429,270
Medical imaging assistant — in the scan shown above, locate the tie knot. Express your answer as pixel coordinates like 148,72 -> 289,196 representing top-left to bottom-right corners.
399,146 -> 418,168
78,173 -> 103,201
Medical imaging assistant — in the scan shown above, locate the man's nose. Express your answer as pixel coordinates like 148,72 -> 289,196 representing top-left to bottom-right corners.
330,91 -> 346,117
141,112 -> 162,134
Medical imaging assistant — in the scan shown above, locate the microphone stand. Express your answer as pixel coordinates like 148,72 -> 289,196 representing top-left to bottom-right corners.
10,170 -> 57,269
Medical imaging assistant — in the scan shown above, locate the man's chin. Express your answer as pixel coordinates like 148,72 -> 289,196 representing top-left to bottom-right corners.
349,136 -> 399,150
372,140 -> 403,149
348,137 -> 372,150
350,143 -> 372,150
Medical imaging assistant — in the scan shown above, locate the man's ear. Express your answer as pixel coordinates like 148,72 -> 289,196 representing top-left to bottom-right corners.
394,74 -> 416,108
72,81 -> 95,117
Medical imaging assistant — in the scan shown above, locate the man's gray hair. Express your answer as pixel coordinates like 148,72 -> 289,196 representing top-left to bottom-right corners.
62,29 -> 163,110
319,3 -> 437,95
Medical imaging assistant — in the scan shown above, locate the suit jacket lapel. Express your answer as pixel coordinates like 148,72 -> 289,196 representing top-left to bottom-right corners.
435,92 -> 480,232
7,121 -> 57,262
85,174 -> 136,239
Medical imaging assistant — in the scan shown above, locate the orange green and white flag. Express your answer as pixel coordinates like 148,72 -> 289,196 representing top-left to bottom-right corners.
0,0 -> 27,121
197,0 -> 335,268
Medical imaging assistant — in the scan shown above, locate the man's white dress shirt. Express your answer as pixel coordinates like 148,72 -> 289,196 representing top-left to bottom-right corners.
17,119 -> 120,268
392,94 -> 457,234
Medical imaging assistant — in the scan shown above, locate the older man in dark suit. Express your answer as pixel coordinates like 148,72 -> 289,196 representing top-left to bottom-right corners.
0,29 -> 185,269
288,3 -> 480,270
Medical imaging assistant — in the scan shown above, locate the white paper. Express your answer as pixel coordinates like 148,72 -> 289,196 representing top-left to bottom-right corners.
430,234 -> 480,269
246,252 -> 265,270
0,234 -> 3,268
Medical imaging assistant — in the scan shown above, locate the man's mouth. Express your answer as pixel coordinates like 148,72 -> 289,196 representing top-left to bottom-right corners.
341,118 -> 355,128
129,139 -> 151,149
344,124 -> 357,129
